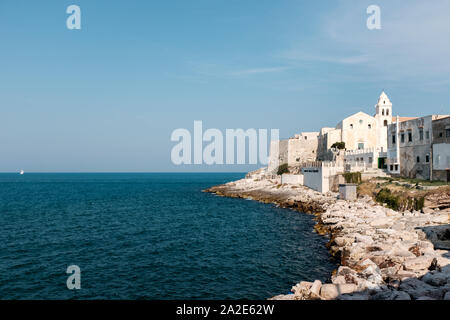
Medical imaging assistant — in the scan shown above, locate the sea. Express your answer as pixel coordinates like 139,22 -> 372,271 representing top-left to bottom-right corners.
0,173 -> 337,299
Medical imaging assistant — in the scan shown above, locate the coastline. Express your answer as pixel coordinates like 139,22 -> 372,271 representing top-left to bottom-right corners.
205,177 -> 450,300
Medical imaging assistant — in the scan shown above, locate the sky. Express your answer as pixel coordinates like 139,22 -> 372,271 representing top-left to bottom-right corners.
0,0 -> 449,172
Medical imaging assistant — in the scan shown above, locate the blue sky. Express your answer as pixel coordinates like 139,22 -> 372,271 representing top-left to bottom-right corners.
1,0 -> 449,172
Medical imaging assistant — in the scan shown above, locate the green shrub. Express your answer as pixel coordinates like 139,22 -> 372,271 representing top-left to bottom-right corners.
277,163 -> 289,175
375,188 -> 400,210
375,188 -> 425,211
414,197 -> 425,211
343,172 -> 362,184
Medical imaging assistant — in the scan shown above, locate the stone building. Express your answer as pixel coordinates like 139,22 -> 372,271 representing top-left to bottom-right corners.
431,116 -> 450,182
387,115 -> 450,181
267,132 -> 319,172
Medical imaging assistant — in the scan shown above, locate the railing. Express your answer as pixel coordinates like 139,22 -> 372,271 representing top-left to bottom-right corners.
344,147 -> 385,156
298,160 -> 344,168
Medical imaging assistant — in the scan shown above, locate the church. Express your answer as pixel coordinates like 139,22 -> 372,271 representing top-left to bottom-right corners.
269,92 -> 400,172
317,91 -> 393,161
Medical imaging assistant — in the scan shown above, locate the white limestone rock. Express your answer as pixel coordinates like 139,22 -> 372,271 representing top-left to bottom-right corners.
403,256 -> 434,271
320,283 -> 358,300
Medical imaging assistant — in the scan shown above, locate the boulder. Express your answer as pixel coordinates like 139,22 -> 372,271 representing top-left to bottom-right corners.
398,278 -> 440,299
334,236 -> 354,247
355,234 -> 374,244
309,280 -> 322,299
291,281 -> 312,297
421,272 -> 448,287
403,256 -> 434,271
320,283 -> 357,300
332,275 -> 347,284
392,291 -> 411,300
370,218 -> 393,228
269,294 -> 296,300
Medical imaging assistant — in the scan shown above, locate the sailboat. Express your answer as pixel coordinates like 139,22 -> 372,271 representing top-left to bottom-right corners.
20,170 -> 24,175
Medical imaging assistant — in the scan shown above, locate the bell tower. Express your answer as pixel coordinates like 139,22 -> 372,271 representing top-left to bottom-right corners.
375,91 -> 393,151
375,91 -> 392,127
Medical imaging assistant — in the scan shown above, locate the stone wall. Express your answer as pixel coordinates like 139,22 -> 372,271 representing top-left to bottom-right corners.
302,163 -> 344,193
281,174 -> 304,185
268,133 -> 319,172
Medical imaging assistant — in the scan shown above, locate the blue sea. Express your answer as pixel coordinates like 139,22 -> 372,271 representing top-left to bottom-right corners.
0,173 -> 337,299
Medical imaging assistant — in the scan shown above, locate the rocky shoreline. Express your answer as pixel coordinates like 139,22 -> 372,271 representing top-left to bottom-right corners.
205,177 -> 450,300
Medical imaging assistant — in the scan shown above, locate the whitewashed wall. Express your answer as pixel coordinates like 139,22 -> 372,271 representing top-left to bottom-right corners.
281,174 -> 304,185
433,143 -> 450,170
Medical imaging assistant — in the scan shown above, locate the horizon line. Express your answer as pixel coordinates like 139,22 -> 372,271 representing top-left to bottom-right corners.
0,171 -> 250,174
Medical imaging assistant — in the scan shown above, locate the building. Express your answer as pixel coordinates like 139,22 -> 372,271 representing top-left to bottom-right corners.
431,116 -> 450,181
387,115 -> 450,181
267,132 -> 319,172
269,91 -> 398,172
318,92 -> 393,166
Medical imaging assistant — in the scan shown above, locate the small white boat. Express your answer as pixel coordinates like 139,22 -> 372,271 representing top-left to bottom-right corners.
20,170 -> 24,175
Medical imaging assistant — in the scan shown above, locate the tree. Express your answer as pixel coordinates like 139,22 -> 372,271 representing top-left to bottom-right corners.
331,142 -> 346,150
277,163 -> 289,175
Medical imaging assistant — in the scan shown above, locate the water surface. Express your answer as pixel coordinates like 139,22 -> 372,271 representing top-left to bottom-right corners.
0,173 -> 336,299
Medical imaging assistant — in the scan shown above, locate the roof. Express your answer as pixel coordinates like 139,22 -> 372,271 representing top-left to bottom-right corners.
432,115 -> 450,121
392,116 -> 418,123
378,91 -> 392,105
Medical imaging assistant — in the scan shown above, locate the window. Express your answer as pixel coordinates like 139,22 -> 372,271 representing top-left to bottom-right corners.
386,109 -> 389,116
426,155 -> 430,163
401,133 -> 405,143
359,119 -> 363,124
382,109 -> 385,116
368,124 -> 372,129
440,132 -> 443,138
304,136 -> 307,140
384,120 -> 388,127
358,143 -> 364,150
417,156 -> 420,163
392,135 -> 396,144
426,131 -> 430,139
408,131 -> 412,142
395,164 -> 398,171
419,129 -> 424,141
350,124 -> 353,129
390,165 -> 394,171
446,129 -> 450,138
369,157 -> 373,163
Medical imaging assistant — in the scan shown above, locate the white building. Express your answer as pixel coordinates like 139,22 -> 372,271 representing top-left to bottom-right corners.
269,91 -> 402,173
318,91 -> 393,168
